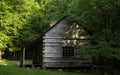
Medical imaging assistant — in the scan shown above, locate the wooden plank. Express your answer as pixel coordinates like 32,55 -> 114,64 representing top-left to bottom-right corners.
44,47 -> 62,54
43,41 -> 63,43
43,37 -> 64,39
43,37 -> 90,40
43,42 -> 63,45
46,31 -> 64,37
43,53 -> 62,57
44,56 -> 92,60
43,45 -> 62,47
44,62 -> 92,67
45,20 -> 69,37
43,50 -> 62,54
44,46 -> 61,50
43,57 -> 92,63
43,38 -> 63,42
44,60 -> 92,63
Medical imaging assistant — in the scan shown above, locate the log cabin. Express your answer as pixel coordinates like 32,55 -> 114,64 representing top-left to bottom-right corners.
20,17 -> 92,69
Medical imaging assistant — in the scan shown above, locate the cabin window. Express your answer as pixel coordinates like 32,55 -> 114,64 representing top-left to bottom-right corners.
63,46 -> 74,57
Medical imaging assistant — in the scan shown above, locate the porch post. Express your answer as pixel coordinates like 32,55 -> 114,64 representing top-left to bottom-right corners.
23,47 -> 25,65
20,47 -> 25,67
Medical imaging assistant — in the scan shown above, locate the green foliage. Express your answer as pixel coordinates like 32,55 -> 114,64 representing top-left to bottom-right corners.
0,0 -> 49,52
76,0 -> 120,59
0,32 -> 10,49
80,41 -> 120,59
46,0 -> 120,59
1,0 -> 120,60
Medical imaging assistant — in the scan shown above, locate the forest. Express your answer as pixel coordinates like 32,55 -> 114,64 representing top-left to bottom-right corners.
0,0 -> 120,75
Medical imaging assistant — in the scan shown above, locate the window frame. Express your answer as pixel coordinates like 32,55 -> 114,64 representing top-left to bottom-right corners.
62,46 -> 75,57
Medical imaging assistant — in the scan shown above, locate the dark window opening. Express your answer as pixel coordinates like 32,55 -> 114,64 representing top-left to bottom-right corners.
63,46 -> 74,57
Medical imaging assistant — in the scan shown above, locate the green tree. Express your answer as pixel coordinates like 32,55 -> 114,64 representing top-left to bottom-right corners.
46,0 -> 120,74
0,0 -> 49,59
67,0 -> 120,74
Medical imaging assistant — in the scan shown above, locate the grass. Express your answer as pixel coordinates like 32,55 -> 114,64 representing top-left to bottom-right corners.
24,60 -> 32,64
0,59 -> 94,75
0,59 -> 15,65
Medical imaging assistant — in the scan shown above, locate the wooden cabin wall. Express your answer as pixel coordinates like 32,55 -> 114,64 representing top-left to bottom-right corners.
43,18 -> 69,68
43,18 -> 92,68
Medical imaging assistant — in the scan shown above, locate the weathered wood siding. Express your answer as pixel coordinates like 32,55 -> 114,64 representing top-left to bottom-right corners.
43,18 -> 91,68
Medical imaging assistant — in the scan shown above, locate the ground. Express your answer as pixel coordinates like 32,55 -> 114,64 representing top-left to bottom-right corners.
0,59 -> 94,75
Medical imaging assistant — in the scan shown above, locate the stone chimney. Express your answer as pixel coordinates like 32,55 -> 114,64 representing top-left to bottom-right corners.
50,20 -> 57,27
